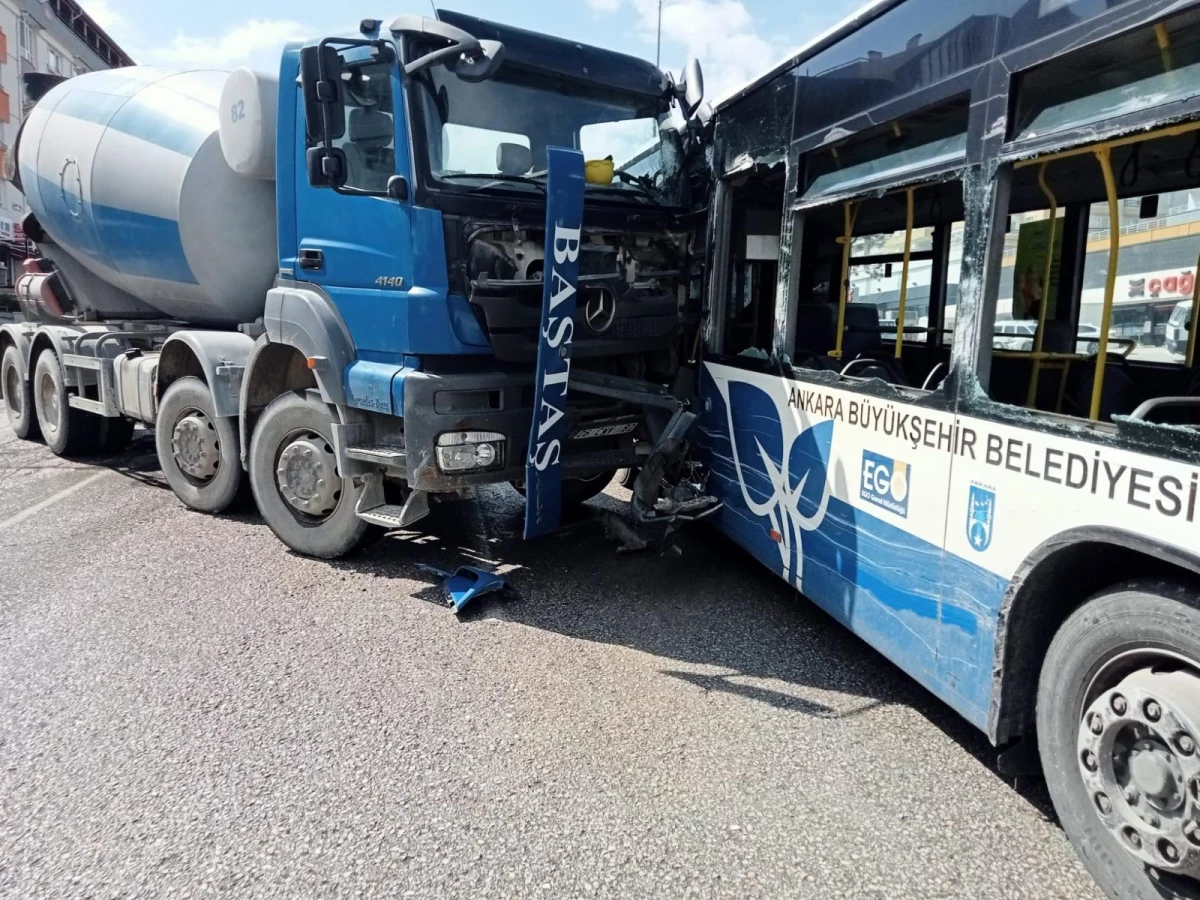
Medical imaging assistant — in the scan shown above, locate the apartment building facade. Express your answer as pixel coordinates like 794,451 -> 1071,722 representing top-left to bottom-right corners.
0,0 -> 132,295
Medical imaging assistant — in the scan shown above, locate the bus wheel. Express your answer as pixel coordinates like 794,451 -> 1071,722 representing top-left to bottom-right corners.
1038,580 -> 1200,900
32,349 -> 96,456
2,345 -> 39,440
156,377 -> 245,513
248,391 -> 378,559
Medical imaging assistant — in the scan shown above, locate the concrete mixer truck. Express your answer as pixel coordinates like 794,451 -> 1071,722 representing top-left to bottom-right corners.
0,11 -> 713,558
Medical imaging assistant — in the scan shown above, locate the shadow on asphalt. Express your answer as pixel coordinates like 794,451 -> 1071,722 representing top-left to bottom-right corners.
335,482 -> 1061,825
53,431 -> 1060,825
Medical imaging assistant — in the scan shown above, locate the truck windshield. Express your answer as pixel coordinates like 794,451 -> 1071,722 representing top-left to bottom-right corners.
411,64 -> 678,204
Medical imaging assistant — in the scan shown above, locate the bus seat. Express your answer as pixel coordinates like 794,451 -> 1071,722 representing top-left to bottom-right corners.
840,305 -> 908,385
1042,320 -> 1074,353
842,304 -> 884,360
1064,356 -> 1144,421
794,304 -> 838,358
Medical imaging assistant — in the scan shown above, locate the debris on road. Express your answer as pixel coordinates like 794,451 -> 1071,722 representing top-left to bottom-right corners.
417,564 -> 515,615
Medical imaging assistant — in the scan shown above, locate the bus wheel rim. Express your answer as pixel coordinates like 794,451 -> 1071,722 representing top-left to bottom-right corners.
1077,665 -> 1200,876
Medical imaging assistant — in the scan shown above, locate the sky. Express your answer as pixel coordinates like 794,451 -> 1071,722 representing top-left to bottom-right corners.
81,0 -> 869,101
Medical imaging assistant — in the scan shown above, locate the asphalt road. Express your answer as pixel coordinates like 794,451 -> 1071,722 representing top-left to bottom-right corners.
0,409 -> 1105,900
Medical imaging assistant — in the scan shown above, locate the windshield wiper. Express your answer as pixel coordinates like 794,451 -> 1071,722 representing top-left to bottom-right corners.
595,170 -> 663,206
438,173 -> 546,194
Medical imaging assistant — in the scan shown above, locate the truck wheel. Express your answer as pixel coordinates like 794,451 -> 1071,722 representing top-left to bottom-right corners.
2,345 -> 39,440
97,417 -> 135,454
32,349 -> 96,456
1037,579 -> 1200,900
249,391 -> 376,559
156,377 -> 245,513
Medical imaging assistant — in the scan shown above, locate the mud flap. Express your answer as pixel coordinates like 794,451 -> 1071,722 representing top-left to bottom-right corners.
524,146 -> 586,539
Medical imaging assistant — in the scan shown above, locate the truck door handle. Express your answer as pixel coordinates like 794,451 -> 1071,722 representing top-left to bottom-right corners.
299,249 -> 325,270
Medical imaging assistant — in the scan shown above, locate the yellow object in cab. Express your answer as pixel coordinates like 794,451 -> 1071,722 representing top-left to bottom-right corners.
585,158 -> 615,185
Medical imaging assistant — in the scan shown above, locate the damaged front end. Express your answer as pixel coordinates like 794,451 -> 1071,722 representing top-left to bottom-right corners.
461,222 -> 688,372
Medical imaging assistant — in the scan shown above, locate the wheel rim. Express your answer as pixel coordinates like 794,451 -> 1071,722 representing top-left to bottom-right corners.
4,363 -> 22,419
1078,653 -> 1200,878
38,369 -> 60,434
274,429 -> 342,521
171,409 -> 220,484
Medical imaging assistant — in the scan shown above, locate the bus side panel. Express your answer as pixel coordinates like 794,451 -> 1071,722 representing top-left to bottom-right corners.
697,362 -> 1009,730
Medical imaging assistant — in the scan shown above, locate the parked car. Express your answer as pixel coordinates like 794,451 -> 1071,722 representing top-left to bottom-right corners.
995,319 -> 1104,354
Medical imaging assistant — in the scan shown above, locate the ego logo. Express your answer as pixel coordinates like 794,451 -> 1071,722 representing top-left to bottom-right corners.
860,451 -> 911,517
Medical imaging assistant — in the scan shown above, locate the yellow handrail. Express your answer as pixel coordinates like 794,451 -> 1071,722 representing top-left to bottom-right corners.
1156,23 -> 1174,72
1091,146 -> 1121,421
1027,163 -> 1058,408
1188,251 -> 1200,367
1013,120 -> 1200,170
832,200 -> 857,359
894,188 -> 915,359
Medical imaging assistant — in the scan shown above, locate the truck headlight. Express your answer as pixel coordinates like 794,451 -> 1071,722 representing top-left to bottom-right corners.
436,431 -> 505,473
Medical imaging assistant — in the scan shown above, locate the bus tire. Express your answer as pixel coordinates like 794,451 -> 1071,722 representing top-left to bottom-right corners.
1037,579 -> 1200,900
249,390 -> 378,559
2,344 -> 39,440
32,349 -> 96,456
156,377 -> 245,514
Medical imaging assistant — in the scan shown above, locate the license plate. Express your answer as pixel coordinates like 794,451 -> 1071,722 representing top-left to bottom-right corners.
569,422 -> 639,441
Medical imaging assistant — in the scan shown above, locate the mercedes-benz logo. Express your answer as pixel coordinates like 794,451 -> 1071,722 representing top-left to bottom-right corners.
583,288 -> 617,335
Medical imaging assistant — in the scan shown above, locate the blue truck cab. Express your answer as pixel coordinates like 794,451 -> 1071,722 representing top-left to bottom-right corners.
255,11 -> 706,554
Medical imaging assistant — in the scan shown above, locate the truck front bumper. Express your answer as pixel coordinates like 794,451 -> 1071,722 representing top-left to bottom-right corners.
399,369 -> 638,493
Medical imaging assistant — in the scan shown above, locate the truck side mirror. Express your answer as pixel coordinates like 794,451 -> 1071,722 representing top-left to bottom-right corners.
453,40 -> 505,83
301,43 -> 346,144
389,15 -> 505,82
306,146 -> 346,188
678,58 -> 705,119
387,175 -> 409,201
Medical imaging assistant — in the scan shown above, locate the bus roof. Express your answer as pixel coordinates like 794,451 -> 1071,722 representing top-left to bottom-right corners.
713,0 -> 904,112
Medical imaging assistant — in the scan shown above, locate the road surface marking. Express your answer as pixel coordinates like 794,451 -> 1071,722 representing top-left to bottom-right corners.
0,471 -> 110,531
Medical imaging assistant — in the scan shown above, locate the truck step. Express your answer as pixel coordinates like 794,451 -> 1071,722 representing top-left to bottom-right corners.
345,445 -> 407,467
356,488 -> 430,529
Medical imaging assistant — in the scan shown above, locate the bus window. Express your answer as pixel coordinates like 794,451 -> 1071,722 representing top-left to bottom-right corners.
1080,191 -> 1200,364
719,167 -> 787,359
849,224 -> 935,347
994,208 -> 1068,351
983,131 -> 1200,422
793,178 -> 964,392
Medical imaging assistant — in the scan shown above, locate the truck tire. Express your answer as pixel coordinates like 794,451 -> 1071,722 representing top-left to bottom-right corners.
1037,579 -> 1200,900
2,344 -> 39,440
97,417 -> 135,454
249,391 -> 377,559
32,349 -> 96,456
156,377 -> 245,513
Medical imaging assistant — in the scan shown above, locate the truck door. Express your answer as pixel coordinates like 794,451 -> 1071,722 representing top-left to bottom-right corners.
293,48 -> 413,359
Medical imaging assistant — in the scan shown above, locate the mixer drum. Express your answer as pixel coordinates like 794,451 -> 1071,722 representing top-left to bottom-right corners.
17,67 -> 279,326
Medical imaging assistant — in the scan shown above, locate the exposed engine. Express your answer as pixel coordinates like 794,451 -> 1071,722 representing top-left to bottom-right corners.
463,224 -> 689,382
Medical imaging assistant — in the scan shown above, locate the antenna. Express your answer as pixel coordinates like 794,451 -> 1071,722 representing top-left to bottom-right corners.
656,0 -> 663,67
429,0 -> 438,17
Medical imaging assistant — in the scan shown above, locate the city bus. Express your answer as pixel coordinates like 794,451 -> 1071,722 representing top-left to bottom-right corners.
695,1 -> 1200,896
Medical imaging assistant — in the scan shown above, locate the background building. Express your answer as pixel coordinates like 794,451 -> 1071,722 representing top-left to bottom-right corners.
0,0 -> 132,302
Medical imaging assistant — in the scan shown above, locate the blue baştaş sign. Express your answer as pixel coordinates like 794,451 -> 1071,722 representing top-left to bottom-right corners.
524,146 -> 585,539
